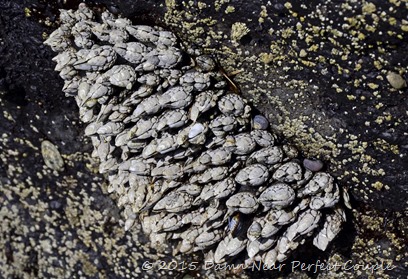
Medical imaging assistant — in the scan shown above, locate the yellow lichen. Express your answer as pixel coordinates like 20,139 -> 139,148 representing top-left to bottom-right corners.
362,2 -> 376,14
259,52 -> 274,64
225,5 -> 235,14
230,22 -> 250,41
372,181 -> 384,190
24,7 -> 31,17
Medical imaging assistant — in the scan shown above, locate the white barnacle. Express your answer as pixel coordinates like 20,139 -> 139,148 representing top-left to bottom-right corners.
226,192 -> 259,214
105,65 -> 137,89
259,183 -> 296,209
153,191 -> 194,213
235,164 -> 269,187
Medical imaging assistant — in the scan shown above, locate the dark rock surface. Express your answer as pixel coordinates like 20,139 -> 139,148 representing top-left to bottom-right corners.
0,0 -> 406,278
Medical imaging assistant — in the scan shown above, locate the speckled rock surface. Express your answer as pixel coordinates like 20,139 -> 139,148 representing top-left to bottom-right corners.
0,0 -> 407,278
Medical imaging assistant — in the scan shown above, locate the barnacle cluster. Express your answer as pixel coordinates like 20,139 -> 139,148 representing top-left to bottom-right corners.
44,3 -> 351,268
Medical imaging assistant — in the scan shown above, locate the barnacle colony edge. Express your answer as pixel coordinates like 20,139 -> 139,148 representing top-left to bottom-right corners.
44,3 -> 351,268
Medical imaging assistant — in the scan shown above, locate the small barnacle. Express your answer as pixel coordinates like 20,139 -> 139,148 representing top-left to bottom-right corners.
247,219 -> 262,241
272,161 -> 303,183
195,55 -> 216,72
194,229 -> 224,250
235,164 -> 269,187
153,191 -> 194,213
226,192 -> 259,214
187,122 -> 208,145
258,183 -> 296,210
73,45 -> 117,71
105,65 -> 137,89
218,94 -> 248,117
214,234 -> 247,263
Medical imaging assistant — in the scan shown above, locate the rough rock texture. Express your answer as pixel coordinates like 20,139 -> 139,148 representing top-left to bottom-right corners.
0,0 -> 407,278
